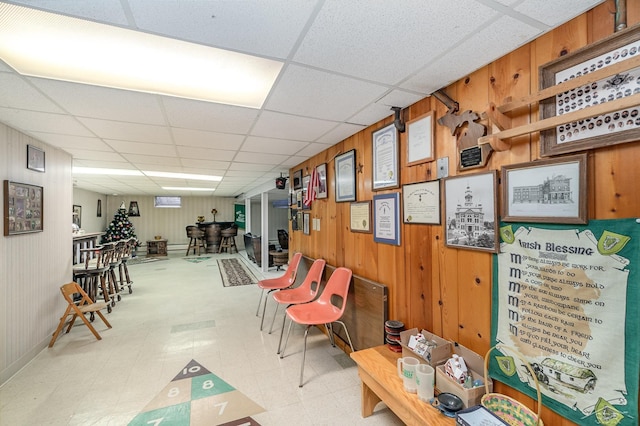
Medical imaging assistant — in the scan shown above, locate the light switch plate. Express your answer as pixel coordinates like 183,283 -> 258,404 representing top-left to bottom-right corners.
437,157 -> 449,179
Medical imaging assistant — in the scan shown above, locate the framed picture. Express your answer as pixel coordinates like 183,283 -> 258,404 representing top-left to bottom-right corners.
302,174 -> 311,210
540,25 -> 640,156
303,213 -> 310,235
72,204 -> 82,228
373,192 -> 401,246
316,163 -> 328,199
293,169 -> 303,190
407,111 -> 435,166
502,154 -> 587,224
290,209 -> 299,231
27,145 -> 45,172
402,180 -> 441,224
372,123 -> 399,190
350,201 -> 372,233
335,149 -> 356,202
444,171 -> 498,253
128,201 -> 140,217
4,180 -> 44,235
97,199 -> 102,217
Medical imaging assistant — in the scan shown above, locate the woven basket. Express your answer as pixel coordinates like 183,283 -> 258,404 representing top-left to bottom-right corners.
481,345 -> 543,426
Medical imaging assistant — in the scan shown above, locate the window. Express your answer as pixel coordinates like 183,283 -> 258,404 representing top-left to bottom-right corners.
154,196 -> 181,208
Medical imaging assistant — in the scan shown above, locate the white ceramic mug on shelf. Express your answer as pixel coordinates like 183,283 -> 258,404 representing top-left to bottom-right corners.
415,364 -> 435,402
396,356 -> 420,393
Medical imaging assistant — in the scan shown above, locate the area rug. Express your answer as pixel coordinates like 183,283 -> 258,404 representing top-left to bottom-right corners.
126,256 -> 169,266
217,258 -> 258,287
128,359 -> 263,425
183,256 -> 211,264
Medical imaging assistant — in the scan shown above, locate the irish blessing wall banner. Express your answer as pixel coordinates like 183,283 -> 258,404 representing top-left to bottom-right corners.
492,219 -> 639,425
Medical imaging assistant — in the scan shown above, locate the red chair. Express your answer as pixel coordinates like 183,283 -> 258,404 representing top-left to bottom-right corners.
256,252 -> 303,331
269,258 -> 326,354
280,267 -> 355,387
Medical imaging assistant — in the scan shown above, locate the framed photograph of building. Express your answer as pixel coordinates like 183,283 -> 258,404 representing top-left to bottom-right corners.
444,171 -> 498,253
502,154 -> 587,224
540,25 -> 640,156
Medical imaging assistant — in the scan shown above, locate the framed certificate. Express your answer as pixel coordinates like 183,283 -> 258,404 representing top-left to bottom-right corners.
350,201 -> 372,233
335,149 -> 357,202
373,192 -> 401,246
372,123 -> 399,190
407,111 -> 434,166
402,180 -> 440,224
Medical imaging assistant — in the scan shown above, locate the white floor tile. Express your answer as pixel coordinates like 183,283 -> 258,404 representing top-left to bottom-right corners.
0,252 -> 403,425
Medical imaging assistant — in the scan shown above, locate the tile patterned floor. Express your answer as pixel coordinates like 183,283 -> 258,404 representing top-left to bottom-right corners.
0,252 -> 404,426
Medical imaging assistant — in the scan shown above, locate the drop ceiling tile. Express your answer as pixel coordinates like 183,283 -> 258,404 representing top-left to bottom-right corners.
229,162 -> 275,172
348,103 -> 395,127
402,15 -> 541,94
0,74 -> 65,113
106,140 -> 177,157
122,154 -> 181,166
172,128 -> 245,150
10,0 -> 129,25
72,160 -> 132,169
294,0 -> 497,84
252,111 -> 336,141
224,170 -> 271,178
129,0 -> 316,59
0,107 -> 93,136
30,78 -> 166,125
176,146 -> 236,161
242,136 -> 309,155
29,133 -> 113,151
266,64 -> 389,121
316,123 -> 365,144
234,151 -> 288,165
376,90 -> 425,109
295,143 -> 332,159
512,0 -> 605,27
68,149 -> 125,162
163,97 -> 259,134
280,156 -> 311,167
78,118 -> 173,144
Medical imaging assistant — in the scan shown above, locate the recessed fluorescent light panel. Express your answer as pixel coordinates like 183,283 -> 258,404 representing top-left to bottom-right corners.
0,4 -> 283,108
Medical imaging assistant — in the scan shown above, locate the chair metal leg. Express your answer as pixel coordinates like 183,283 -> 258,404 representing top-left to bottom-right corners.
333,320 -> 355,352
277,314 -> 288,354
256,289 -> 264,317
280,317 -> 294,359
260,289 -> 274,331
268,303 -> 280,334
299,325 -> 311,387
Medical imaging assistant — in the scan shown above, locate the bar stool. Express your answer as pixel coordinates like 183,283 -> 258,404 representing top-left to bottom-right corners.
186,226 -> 205,255
118,238 -> 135,294
72,245 -> 113,315
218,227 -> 237,254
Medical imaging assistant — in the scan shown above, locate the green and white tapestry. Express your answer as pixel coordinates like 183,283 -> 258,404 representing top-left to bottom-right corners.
492,219 -> 639,425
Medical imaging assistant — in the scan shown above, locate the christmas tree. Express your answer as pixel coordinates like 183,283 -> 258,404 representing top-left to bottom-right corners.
101,204 -> 140,247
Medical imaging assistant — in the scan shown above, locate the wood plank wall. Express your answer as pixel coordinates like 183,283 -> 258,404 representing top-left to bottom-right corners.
289,2 -> 640,424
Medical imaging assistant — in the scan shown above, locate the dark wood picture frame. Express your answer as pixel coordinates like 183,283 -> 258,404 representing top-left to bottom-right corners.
27,145 -> 45,172
335,149 -> 357,202
72,204 -> 82,228
502,153 -> 588,224
540,25 -> 640,156
4,180 -> 44,235
443,170 -> 498,253
128,201 -> 140,217
293,169 -> 303,190
97,199 -> 102,217
316,163 -> 328,199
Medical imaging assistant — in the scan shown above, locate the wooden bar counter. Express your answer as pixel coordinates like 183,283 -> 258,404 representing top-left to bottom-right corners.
350,345 -> 455,425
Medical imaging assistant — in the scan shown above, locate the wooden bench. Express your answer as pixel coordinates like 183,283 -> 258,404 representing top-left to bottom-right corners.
350,345 -> 455,425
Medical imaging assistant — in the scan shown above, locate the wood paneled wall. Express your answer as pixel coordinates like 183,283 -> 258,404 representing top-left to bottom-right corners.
289,2 -> 639,424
